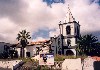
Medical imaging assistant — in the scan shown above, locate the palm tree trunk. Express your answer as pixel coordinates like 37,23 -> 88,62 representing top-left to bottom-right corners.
20,47 -> 25,58
23,48 -> 25,57
22,47 -> 24,58
20,47 -> 22,58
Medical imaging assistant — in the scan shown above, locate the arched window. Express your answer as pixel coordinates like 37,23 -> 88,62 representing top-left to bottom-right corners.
66,26 -> 71,35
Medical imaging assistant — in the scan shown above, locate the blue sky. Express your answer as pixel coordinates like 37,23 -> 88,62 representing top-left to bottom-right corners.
43,0 -> 100,6
0,0 -> 100,43
43,0 -> 65,6
32,29 -> 56,39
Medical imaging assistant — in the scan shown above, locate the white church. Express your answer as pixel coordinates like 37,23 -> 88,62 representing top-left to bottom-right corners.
50,6 -> 80,56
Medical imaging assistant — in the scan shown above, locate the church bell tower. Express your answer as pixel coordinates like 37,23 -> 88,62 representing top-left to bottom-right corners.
59,5 -> 80,49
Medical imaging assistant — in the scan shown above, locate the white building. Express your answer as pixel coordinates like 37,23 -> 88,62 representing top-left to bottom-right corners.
16,40 -> 50,58
16,44 -> 41,57
50,5 -> 80,56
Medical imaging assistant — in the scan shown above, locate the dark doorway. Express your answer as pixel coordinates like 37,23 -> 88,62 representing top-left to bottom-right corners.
66,50 -> 74,55
93,61 -> 100,70
58,51 -> 61,55
26,52 -> 30,57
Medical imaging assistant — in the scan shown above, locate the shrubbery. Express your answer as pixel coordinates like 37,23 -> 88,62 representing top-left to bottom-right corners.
54,54 -> 87,61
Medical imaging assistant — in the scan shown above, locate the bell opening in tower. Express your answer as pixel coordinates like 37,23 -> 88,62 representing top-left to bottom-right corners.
66,26 -> 71,35
67,39 -> 71,48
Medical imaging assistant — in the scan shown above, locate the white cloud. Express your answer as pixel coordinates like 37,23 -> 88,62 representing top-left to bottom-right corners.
71,0 -> 100,32
48,0 -> 100,36
0,18 -> 18,43
0,0 -> 100,43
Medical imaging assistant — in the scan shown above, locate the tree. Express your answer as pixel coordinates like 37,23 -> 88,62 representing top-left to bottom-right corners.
76,34 -> 99,56
16,30 -> 31,58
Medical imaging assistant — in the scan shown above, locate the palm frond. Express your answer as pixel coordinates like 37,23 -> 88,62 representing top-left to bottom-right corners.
16,30 -> 31,47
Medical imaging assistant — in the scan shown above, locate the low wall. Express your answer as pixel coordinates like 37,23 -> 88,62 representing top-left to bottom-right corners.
62,58 -> 82,70
0,60 -> 23,70
83,57 -> 100,70
61,57 -> 100,70
83,57 -> 96,70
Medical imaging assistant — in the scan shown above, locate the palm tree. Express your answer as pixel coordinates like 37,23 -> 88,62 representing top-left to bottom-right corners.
16,30 -> 31,58
76,34 -> 98,56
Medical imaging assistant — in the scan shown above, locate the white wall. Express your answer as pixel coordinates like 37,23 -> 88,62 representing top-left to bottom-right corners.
62,23 -> 78,47
16,48 -> 20,57
59,24 -> 63,34
25,45 -> 41,57
61,22 -> 80,37
16,45 -> 41,57
63,39 -> 67,46
62,57 -> 100,70
62,24 -> 67,36
83,57 -> 96,70
39,47 -> 49,54
63,23 -> 75,36
25,46 -> 34,57
63,38 -> 76,47
70,38 -> 76,46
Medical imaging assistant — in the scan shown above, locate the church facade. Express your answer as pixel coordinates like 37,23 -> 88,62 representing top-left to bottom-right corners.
50,6 -> 80,56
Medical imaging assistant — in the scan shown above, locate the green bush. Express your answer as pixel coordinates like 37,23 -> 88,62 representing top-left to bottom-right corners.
54,54 -> 87,61
17,57 -> 38,63
35,65 -> 50,70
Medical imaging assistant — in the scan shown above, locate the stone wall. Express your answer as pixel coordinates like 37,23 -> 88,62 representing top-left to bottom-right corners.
83,57 -> 96,70
61,57 -> 100,70
0,60 -> 23,70
83,57 -> 100,70
62,58 -> 82,70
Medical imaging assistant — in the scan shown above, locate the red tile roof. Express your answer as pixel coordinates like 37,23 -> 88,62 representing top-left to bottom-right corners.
30,40 -> 49,45
91,56 -> 100,61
